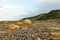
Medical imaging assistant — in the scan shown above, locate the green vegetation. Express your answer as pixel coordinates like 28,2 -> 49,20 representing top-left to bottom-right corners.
24,10 -> 60,20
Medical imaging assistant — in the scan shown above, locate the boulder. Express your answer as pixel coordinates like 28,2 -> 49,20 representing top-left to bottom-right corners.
8,24 -> 20,30
23,19 -> 32,25
16,21 -> 24,26
16,19 -> 32,26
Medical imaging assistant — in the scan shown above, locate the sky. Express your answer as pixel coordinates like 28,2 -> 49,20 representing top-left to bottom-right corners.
0,0 -> 60,21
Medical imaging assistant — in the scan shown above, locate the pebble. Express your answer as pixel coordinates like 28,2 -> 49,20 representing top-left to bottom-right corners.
21,27 -> 28,30
37,37 -> 41,40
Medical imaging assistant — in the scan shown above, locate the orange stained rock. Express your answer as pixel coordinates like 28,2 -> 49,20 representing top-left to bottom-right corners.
8,24 -> 20,30
23,19 -> 32,25
16,19 -> 32,26
16,21 -> 25,26
50,32 -> 60,39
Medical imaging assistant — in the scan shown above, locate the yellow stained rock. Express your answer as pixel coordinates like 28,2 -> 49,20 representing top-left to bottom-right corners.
23,19 -> 32,25
50,32 -> 60,39
8,24 -> 20,30
16,21 -> 24,26
16,19 -> 32,26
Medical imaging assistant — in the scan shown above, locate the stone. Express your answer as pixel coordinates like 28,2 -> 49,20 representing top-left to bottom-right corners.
23,19 -> 32,25
37,37 -> 41,40
16,19 -> 32,26
8,24 -> 20,30
21,27 -> 28,30
16,21 -> 24,26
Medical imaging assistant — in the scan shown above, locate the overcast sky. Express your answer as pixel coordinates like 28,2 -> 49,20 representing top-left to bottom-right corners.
0,0 -> 60,21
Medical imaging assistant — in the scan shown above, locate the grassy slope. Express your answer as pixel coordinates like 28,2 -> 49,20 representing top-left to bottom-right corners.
23,10 -> 60,20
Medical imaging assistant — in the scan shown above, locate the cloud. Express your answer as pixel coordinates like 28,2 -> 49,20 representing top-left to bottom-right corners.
47,0 -> 60,3
0,0 -> 60,21
39,0 -> 60,3
38,0 -> 60,10
0,0 -> 27,21
39,0 -> 47,3
0,5 -> 26,20
0,0 -> 8,3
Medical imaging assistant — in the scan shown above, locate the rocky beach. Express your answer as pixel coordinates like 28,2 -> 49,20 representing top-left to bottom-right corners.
0,20 -> 60,40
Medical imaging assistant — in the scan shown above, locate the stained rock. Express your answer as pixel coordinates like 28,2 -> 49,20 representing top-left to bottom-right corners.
8,24 -> 20,30
23,19 -> 32,25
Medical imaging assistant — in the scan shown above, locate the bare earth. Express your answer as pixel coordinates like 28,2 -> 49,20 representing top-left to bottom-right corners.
0,20 -> 60,40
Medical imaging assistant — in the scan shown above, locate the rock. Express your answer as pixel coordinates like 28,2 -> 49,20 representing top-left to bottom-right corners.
16,21 -> 24,26
37,37 -> 41,40
8,24 -> 20,30
16,19 -> 32,26
21,27 -> 28,30
46,27 -> 60,30
23,19 -> 32,25
32,34 -> 34,37
50,32 -> 60,40
53,24 -> 56,25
